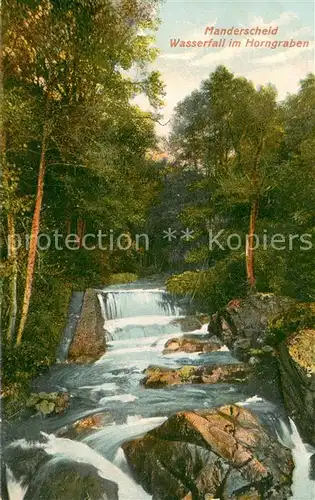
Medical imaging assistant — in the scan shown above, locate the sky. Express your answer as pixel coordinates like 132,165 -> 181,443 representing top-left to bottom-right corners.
136,0 -> 315,136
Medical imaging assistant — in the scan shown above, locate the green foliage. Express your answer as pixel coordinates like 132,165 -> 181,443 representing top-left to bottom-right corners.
2,274 -> 71,399
178,365 -> 195,380
166,67 -> 315,301
267,302 -> 315,345
166,254 -> 248,314
1,0 -> 163,342
26,391 -> 69,415
2,342 -> 51,386
108,273 -> 138,285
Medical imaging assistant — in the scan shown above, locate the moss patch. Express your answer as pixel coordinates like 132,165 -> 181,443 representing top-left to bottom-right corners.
108,273 -> 138,285
288,329 -> 315,374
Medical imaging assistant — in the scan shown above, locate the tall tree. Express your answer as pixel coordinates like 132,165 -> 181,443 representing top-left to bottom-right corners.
169,67 -> 282,288
2,0 -> 163,344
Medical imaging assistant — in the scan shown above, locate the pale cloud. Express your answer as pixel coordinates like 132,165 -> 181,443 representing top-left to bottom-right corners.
188,10 -> 309,69
159,51 -> 198,61
191,46 -> 243,67
290,26 -> 313,38
135,10 -> 313,138
186,21 -> 218,40
245,60 -> 314,99
252,42 -> 314,66
249,11 -> 298,29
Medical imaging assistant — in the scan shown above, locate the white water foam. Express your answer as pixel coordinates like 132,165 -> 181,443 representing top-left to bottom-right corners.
9,434 -> 151,500
218,345 -> 230,352
6,466 -> 28,500
100,289 -> 183,322
113,447 -> 129,470
102,288 -> 165,294
82,416 -> 167,458
288,418 -> 315,499
185,323 -> 209,335
105,315 -> 185,331
79,382 -> 118,392
236,395 -> 264,406
99,394 -> 138,404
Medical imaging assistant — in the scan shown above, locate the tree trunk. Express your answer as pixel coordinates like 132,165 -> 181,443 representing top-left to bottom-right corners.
16,126 -> 49,345
7,213 -> 18,342
246,200 -> 258,289
77,218 -> 85,248
66,218 -> 71,235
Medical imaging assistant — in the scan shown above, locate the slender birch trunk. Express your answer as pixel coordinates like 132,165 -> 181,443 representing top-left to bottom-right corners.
7,213 -> 18,342
246,199 -> 258,289
16,124 -> 49,345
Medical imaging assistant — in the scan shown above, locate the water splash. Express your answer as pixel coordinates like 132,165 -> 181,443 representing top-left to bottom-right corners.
288,418 -> 315,499
5,467 -> 28,500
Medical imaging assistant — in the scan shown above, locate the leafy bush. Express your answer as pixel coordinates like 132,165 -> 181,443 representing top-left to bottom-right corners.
267,302 -> 315,345
166,254 -> 248,314
108,273 -> 138,285
2,341 -> 51,386
254,239 -> 315,302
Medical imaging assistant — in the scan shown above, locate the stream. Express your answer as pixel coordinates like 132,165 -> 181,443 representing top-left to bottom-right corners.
3,279 -> 315,499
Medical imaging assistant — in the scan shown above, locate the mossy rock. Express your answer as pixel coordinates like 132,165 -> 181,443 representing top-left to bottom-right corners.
108,273 -> 138,285
268,302 -> 315,345
35,400 -> 55,415
26,391 -> 69,416
288,329 -> 315,374
178,365 -> 195,380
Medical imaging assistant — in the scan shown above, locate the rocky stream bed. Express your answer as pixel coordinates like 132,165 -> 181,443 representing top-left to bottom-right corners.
2,279 -> 315,499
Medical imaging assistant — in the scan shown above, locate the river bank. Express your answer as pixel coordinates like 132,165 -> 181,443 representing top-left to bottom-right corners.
2,279 -> 315,499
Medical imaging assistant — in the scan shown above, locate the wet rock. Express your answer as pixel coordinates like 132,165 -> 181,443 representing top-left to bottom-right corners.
209,294 -> 293,361
57,412 -> 113,439
26,391 -> 70,416
4,435 -> 119,500
142,363 -> 251,388
163,336 -> 222,355
170,316 -> 203,332
278,328 -> 315,445
23,458 -> 118,500
196,313 -> 210,325
122,404 -> 294,500
68,288 -> 106,363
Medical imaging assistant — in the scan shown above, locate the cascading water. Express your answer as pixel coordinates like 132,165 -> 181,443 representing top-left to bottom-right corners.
98,286 -> 187,341
3,279 -> 315,499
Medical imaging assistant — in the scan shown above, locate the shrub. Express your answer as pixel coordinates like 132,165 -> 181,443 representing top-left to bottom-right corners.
108,273 -> 138,285
166,254 -> 248,314
267,302 -> 315,345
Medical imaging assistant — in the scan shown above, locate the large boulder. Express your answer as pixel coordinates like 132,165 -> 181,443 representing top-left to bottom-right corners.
142,364 -> 251,388
170,316 -> 204,332
278,328 -> 315,445
57,412 -> 113,439
163,336 -> 222,355
122,405 -> 294,500
209,294 -> 293,360
68,289 -> 105,363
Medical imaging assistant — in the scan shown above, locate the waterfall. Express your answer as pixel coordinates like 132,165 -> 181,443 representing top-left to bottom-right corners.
98,288 -> 186,341
99,289 -> 183,320
289,418 -> 315,499
278,418 -> 315,499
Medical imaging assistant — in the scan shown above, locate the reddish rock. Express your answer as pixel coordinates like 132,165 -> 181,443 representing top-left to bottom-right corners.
122,405 -> 293,500
163,336 -> 222,355
57,412 -> 113,439
142,363 -> 251,388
